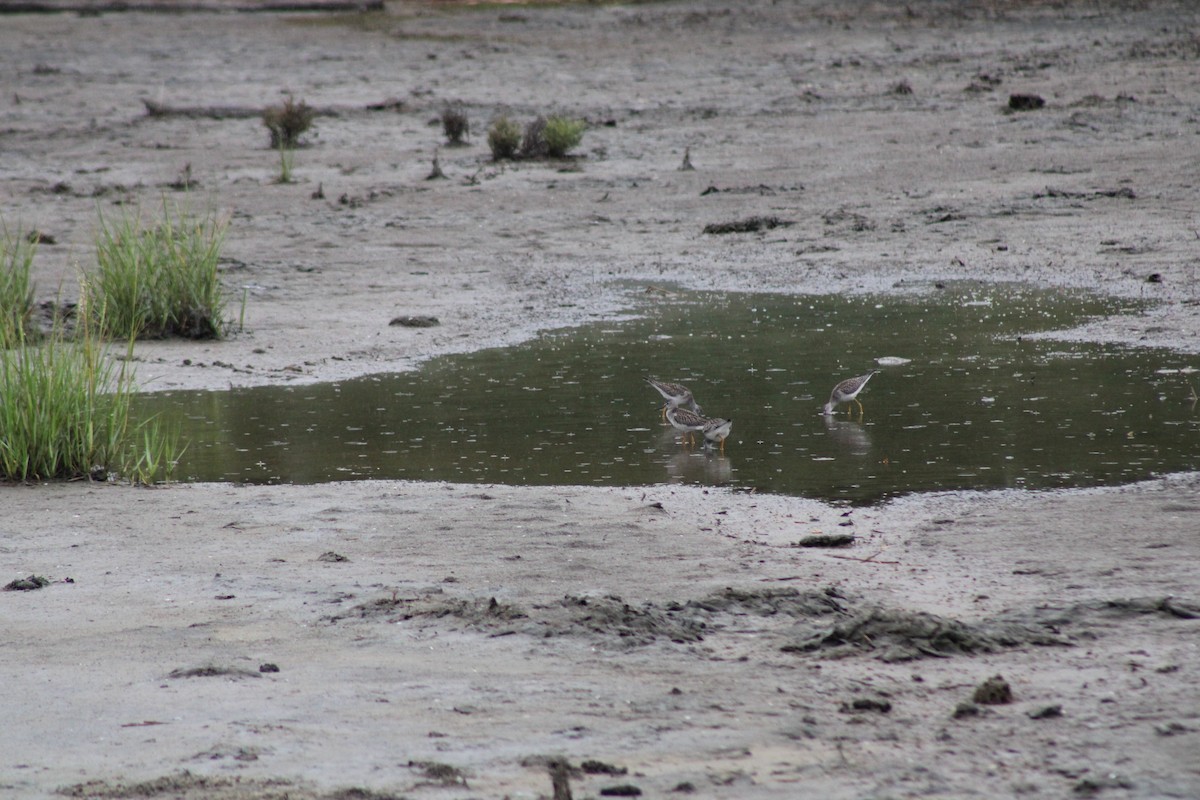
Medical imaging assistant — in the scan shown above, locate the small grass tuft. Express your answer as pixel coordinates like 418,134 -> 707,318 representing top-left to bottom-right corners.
0,328 -> 180,484
89,200 -> 228,340
441,104 -> 470,145
276,141 -> 295,184
126,415 -> 183,485
262,95 -> 315,149
1,224 -> 37,348
543,115 -> 586,158
487,115 -> 522,160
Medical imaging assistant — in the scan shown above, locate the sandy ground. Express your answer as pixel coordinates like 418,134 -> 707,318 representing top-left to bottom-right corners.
2,0 -> 1200,798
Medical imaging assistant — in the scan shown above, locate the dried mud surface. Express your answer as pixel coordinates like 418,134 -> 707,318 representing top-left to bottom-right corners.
2,1 -> 1200,798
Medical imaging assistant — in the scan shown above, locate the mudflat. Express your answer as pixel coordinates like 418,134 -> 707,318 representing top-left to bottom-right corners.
2,1 -> 1199,798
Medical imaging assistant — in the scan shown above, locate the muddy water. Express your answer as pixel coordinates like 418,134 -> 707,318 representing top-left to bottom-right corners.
141,284 -> 1199,504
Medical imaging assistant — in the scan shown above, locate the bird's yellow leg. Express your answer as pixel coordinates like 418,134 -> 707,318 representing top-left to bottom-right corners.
855,399 -> 864,415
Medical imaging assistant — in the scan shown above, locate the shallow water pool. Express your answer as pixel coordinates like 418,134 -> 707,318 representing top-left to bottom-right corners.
139,284 -> 1199,504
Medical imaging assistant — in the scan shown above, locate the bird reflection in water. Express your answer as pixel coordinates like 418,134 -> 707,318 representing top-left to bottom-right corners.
823,415 -> 872,457
658,427 -> 734,484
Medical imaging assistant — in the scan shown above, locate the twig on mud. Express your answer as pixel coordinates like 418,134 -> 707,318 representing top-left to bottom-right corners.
142,99 -> 363,120
827,549 -> 901,565
12,1 -> 381,11
548,758 -> 573,800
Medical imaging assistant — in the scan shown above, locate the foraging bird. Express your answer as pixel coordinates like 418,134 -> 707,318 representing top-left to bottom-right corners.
823,370 -> 880,416
665,405 -> 708,446
646,377 -> 702,421
701,417 -> 734,453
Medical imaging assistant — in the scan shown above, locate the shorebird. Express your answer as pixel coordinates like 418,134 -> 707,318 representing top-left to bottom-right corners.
646,377 -> 702,421
665,405 -> 708,446
701,417 -> 734,453
823,370 -> 880,416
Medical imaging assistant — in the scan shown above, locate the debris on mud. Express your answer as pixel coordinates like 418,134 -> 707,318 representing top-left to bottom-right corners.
972,674 -> 1013,705
332,586 -> 846,646
840,697 -> 892,714
1073,773 -> 1135,795
1029,704 -> 1063,719
952,702 -> 982,719
332,587 -> 1195,662
965,72 -> 1002,92
683,586 -> 847,618
408,760 -> 469,788
1008,92 -> 1045,110
793,533 -> 856,548
426,150 -> 447,180
703,216 -> 793,234
142,101 -> 262,120
821,207 -> 875,232
699,184 -> 802,196
786,606 -> 1067,662
581,760 -> 629,776
1033,187 -> 1136,201
557,594 -> 706,644
923,205 -> 965,223
166,665 -> 261,680
1155,721 -> 1195,737
1039,595 -> 1200,623
4,574 -> 50,591
26,230 -> 56,245
331,592 -> 527,626
389,315 -> 440,328
58,770 -> 406,800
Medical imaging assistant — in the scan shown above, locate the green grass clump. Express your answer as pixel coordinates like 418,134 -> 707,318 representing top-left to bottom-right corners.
487,115 -> 522,160
543,115 -> 586,158
1,226 -> 37,348
90,202 -> 228,340
262,95 -> 315,149
0,329 -> 180,484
